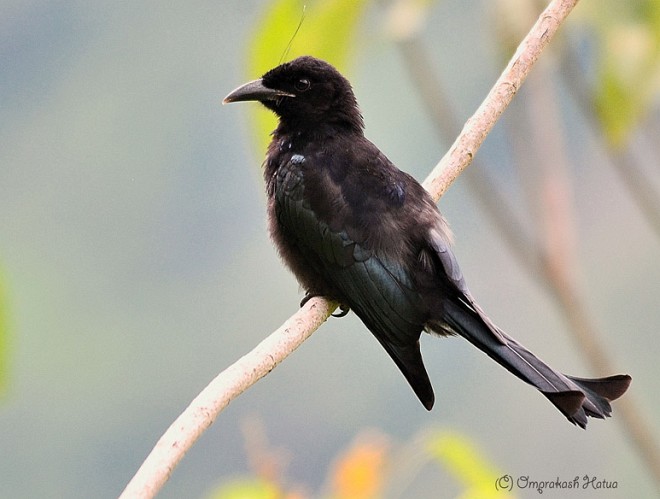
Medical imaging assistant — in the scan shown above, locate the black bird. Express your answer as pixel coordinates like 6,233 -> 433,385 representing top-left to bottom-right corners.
224,56 -> 631,427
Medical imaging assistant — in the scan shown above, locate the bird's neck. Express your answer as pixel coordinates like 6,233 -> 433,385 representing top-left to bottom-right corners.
263,122 -> 357,194
273,114 -> 363,140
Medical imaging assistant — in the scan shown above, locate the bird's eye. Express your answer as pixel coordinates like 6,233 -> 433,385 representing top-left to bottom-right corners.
294,78 -> 311,92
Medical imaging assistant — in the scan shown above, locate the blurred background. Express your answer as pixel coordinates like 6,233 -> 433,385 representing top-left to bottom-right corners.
1,0 -> 659,497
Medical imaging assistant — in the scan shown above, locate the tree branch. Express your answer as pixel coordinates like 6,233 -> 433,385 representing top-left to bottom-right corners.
422,0 -> 579,201
395,1 -> 660,489
119,297 -> 337,498
119,1 -> 580,497
395,34 -> 543,277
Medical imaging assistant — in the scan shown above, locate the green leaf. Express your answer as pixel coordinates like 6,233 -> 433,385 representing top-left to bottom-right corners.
590,0 -> 660,147
427,429 -> 515,498
206,478 -> 279,499
246,0 -> 370,151
594,58 -> 643,147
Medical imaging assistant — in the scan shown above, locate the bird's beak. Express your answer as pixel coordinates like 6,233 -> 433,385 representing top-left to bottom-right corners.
222,79 -> 295,105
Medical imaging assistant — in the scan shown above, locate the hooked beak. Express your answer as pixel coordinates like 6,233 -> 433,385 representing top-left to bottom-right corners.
222,79 -> 295,105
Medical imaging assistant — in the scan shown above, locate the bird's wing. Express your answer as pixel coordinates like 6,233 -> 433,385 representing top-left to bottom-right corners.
274,156 -> 435,408
426,226 -> 508,344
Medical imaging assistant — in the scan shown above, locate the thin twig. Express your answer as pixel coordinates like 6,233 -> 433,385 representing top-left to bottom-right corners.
118,1 -> 580,497
396,35 -> 543,277
422,0 -> 580,200
119,297 -> 337,498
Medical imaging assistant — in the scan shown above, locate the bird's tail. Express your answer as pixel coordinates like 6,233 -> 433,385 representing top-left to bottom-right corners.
437,300 -> 631,428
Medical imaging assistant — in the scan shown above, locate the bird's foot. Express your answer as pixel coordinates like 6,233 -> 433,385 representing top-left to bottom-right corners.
299,292 -> 319,308
332,304 -> 350,318
300,292 -> 350,318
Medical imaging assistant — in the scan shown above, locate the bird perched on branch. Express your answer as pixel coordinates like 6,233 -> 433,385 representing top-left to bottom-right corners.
224,55 -> 630,428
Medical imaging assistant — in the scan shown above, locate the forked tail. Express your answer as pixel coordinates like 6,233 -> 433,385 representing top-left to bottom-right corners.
441,300 -> 631,428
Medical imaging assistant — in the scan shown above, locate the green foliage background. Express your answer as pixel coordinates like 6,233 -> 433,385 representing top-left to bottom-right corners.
588,0 -> 660,145
246,0 -> 369,150
0,0 -> 658,497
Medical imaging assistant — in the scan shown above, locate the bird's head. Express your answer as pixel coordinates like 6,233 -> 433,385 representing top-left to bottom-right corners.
223,56 -> 364,133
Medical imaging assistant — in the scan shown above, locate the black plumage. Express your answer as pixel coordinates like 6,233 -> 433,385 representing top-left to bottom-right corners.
223,56 -> 631,427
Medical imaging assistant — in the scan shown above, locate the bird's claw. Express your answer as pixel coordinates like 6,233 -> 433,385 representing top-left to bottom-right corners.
300,293 -> 350,318
332,305 -> 350,318
299,292 -> 318,308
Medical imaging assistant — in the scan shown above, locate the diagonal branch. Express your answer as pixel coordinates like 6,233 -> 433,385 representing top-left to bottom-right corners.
120,297 -> 337,499
394,2 -> 660,490
118,1 -> 580,497
421,0 -> 579,201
